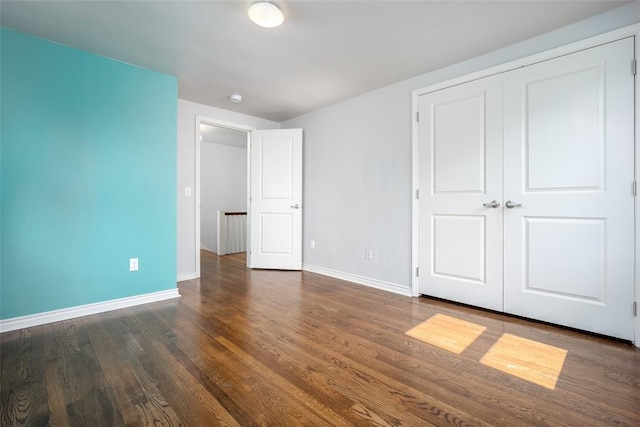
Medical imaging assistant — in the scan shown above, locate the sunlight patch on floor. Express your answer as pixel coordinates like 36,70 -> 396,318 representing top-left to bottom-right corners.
405,313 -> 487,354
406,315 -> 569,389
479,333 -> 568,390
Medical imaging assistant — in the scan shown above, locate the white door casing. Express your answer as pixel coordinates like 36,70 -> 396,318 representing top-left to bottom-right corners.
249,129 -> 303,270
502,38 -> 635,340
417,75 -> 504,311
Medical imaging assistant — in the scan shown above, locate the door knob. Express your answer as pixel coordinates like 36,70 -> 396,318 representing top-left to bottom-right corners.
505,200 -> 522,209
482,200 -> 500,208
290,204 -> 300,209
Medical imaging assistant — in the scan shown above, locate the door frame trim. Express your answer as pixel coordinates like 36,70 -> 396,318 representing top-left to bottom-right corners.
411,24 -> 640,346
195,116 -> 255,277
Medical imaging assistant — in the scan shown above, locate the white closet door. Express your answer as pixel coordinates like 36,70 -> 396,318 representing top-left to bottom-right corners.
418,75 -> 504,311
503,38 -> 635,340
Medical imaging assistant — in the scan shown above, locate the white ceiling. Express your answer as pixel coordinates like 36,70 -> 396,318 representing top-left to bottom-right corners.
1,1 -> 631,122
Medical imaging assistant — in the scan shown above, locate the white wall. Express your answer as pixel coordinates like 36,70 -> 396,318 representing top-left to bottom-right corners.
282,3 -> 640,294
200,142 -> 247,253
177,99 -> 278,280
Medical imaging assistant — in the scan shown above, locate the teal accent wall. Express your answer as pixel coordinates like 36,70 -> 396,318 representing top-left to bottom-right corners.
0,28 -> 178,319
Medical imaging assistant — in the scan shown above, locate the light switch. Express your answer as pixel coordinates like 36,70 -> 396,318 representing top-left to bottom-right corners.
185,186 -> 192,197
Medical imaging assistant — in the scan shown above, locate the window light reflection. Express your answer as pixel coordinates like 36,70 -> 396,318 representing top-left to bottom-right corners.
405,313 -> 487,354
479,333 -> 568,390
406,315 -> 568,390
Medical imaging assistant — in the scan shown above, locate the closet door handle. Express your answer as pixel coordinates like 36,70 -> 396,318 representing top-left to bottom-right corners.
290,204 -> 300,209
505,200 -> 522,209
482,200 -> 500,208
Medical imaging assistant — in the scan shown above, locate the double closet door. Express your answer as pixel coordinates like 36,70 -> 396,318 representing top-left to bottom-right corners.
417,37 -> 635,340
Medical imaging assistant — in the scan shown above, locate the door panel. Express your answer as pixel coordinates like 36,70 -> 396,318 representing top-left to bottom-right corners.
250,129 -> 303,270
433,94 -> 487,194
525,66 -> 604,191
433,215 -> 486,283
260,213 -> 293,254
525,217 -> 605,300
418,75 -> 504,311
503,38 -> 635,339
261,139 -> 294,198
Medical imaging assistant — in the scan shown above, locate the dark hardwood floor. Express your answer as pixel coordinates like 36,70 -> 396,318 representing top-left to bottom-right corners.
2,250 -> 639,426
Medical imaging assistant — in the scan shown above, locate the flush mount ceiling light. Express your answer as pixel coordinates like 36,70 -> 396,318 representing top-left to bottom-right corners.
248,2 -> 284,28
229,93 -> 242,103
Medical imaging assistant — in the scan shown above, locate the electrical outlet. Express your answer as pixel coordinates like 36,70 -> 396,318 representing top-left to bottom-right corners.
130,258 -> 139,271
365,249 -> 373,260
310,240 -> 316,249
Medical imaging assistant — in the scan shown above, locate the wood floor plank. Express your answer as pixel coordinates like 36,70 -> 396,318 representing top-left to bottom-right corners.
201,286 -> 528,425
220,311 -> 487,426
42,327 -> 71,427
178,288 -> 482,423
134,306 -> 260,427
215,335 -> 352,427
84,315 -> 151,426
265,269 -> 640,425
1,250 -> 639,426
48,321 -> 108,426
0,329 -> 31,426
124,307 -> 242,427
212,320 -> 367,423
295,302 -> 575,424
173,302 -> 372,426
199,338 -> 328,425
157,306 -> 332,425
97,312 -> 182,427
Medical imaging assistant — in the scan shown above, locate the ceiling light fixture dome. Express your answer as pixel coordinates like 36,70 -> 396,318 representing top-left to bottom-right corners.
229,93 -> 242,103
248,2 -> 284,28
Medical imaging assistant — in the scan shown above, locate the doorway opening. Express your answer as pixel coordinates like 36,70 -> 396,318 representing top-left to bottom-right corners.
195,116 -> 255,278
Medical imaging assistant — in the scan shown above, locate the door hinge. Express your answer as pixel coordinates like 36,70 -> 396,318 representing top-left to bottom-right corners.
416,112 -> 419,122
416,189 -> 420,199
633,59 -> 637,76
416,267 -> 420,277
634,301 -> 637,317
633,181 -> 637,196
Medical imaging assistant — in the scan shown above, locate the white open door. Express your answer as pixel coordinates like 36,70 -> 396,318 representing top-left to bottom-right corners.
249,129 -> 303,270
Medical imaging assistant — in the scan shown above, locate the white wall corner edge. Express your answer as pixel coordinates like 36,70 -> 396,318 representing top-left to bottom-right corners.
303,264 -> 412,297
0,288 -> 181,333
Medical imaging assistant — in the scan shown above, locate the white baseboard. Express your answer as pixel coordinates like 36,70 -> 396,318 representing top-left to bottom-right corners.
177,273 -> 198,282
200,244 -> 216,253
303,264 -> 412,297
0,288 -> 181,333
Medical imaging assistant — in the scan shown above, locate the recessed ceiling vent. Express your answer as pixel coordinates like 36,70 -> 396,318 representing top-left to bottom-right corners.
229,93 -> 243,103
